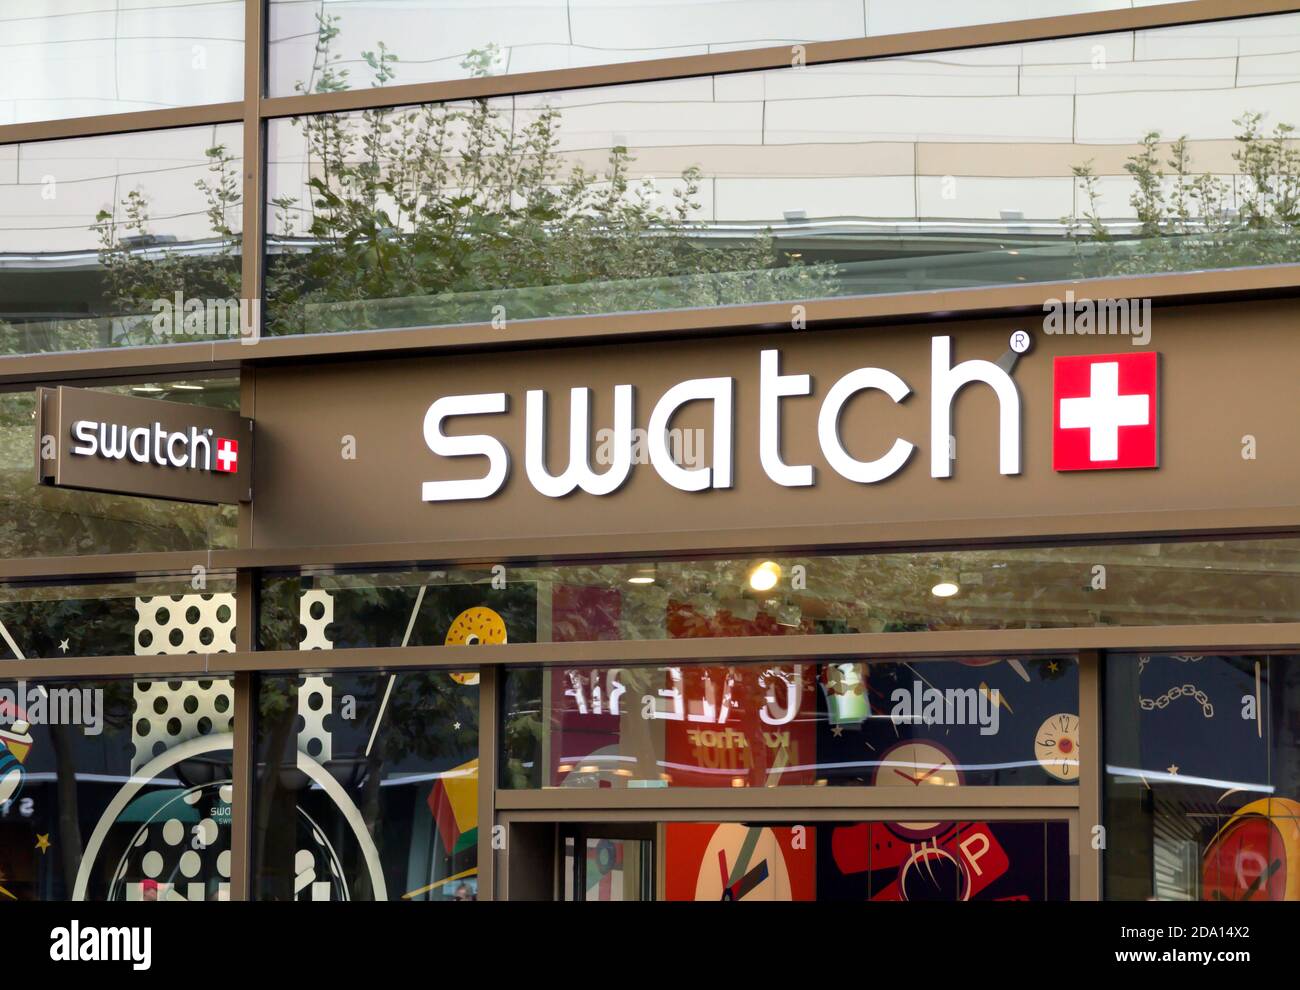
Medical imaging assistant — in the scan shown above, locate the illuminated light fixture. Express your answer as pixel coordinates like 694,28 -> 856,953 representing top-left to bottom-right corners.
731,777 -> 747,787
557,764 -> 573,774
579,765 -> 599,774
931,581 -> 960,598
748,560 -> 781,592
628,566 -> 655,585
171,384 -> 204,391
131,386 -> 164,394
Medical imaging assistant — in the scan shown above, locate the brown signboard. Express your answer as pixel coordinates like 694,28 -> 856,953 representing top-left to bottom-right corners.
37,386 -> 252,505
247,299 -> 1299,554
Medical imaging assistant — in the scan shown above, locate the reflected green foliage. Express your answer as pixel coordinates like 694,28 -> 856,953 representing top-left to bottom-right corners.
1065,113 -> 1300,278
263,17 -> 839,335
0,386 -> 237,558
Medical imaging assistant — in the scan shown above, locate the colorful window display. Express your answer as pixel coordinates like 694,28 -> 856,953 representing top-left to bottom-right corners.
1104,653 -> 1300,901
502,657 -> 1078,789
0,676 -> 236,901
663,820 -> 1071,901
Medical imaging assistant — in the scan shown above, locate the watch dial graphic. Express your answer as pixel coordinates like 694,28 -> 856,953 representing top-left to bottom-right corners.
109,781 -> 232,901
1034,713 -> 1080,781
873,740 -> 962,839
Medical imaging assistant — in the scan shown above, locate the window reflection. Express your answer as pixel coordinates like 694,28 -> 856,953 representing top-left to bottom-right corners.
258,539 -> 1300,653
0,380 -> 239,558
1104,653 -> 1300,901
267,0 -> 1187,94
0,126 -> 243,355
0,576 -> 237,660
253,671 -> 479,901
264,12 -> 1300,337
0,676 -> 235,901
4,1 -> 243,125
501,657 -> 1079,789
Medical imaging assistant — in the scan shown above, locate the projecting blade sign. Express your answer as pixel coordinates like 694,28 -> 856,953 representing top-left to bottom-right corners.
36,386 -> 253,504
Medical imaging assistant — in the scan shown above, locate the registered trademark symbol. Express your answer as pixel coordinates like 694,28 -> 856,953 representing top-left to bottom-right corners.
1009,329 -> 1032,354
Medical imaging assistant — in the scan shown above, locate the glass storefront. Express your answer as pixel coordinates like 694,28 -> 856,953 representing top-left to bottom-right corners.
4,0 -> 1299,920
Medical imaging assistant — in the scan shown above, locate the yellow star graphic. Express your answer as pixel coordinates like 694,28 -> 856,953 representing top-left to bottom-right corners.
35,834 -> 51,854
1167,765 -> 1179,776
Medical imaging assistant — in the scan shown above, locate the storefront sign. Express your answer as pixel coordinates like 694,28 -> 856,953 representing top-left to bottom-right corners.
36,386 -> 252,504
246,301 -> 1297,551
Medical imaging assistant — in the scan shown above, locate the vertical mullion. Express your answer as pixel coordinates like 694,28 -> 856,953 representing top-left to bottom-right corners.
228,0 -> 266,903
228,668 -> 256,900
477,664 -> 499,900
240,0 -> 265,343
229,569 -> 259,900
1078,649 -> 1103,901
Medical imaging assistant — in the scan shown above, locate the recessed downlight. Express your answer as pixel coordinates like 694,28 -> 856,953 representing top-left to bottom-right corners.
748,561 -> 781,592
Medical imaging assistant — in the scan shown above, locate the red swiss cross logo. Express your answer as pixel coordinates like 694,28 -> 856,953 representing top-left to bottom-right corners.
215,437 -> 239,474
1053,352 -> 1158,471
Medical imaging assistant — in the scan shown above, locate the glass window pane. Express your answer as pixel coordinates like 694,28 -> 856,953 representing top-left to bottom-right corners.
3,1 -> 244,125
0,576 -> 238,660
253,670 -> 479,901
264,12 -> 1300,338
1,125 -> 244,356
501,657 -> 1079,789
1104,653 -> 1300,901
267,0 -> 1187,95
0,379 -> 239,557
0,676 -> 236,900
258,539 -> 1300,652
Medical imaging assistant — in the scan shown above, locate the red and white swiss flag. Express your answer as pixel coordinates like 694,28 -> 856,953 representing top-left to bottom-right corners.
1053,352 -> 1159,471
215,437 -> 239,474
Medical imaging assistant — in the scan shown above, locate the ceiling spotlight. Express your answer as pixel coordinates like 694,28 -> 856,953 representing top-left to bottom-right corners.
931,581 -> 960,598
749,561 -> 781,592
628,567 -> 655,585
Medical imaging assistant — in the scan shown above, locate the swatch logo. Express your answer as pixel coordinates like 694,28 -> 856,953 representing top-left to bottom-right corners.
215,437 -> 239,473
1053,352 -> 1159,471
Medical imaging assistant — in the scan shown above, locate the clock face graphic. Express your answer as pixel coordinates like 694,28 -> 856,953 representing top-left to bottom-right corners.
693,824 -> 792,901
873,740 -> 963,839
1034,713 -> 1080,781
